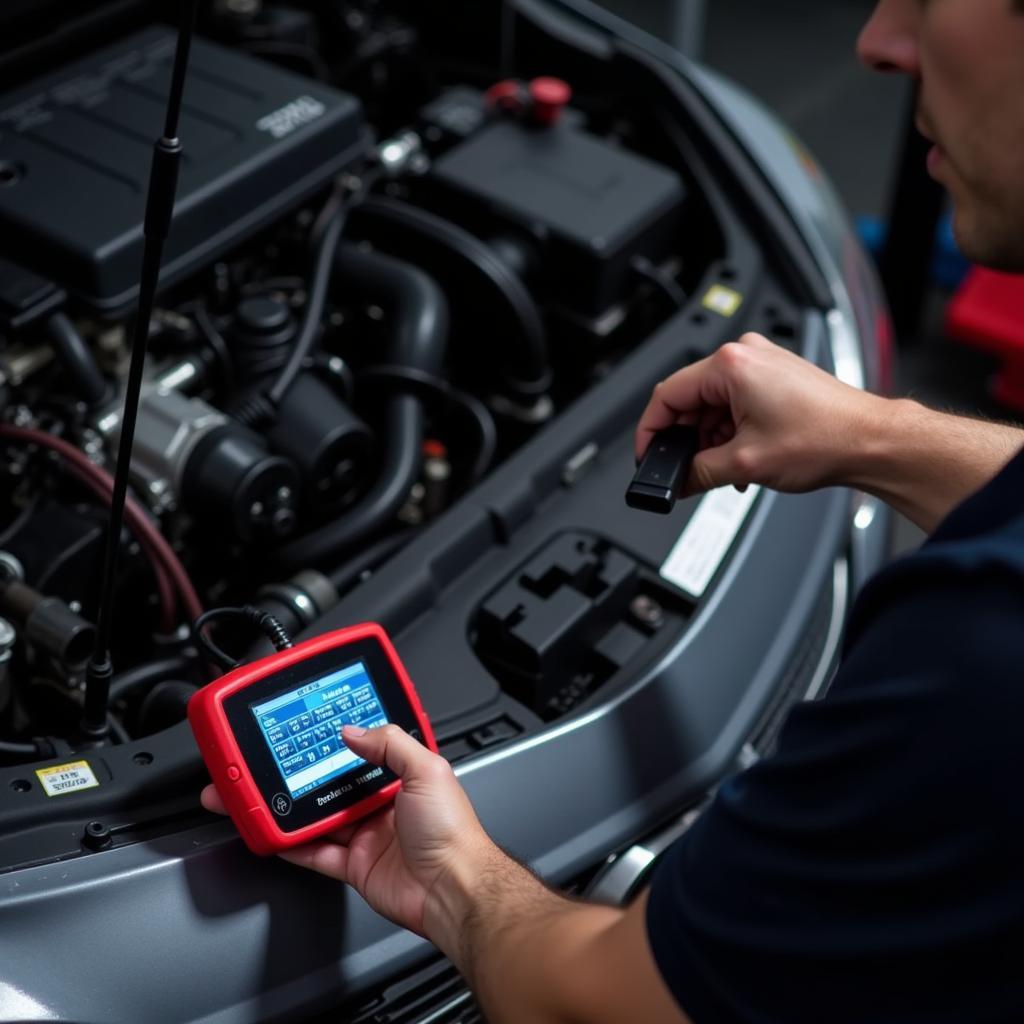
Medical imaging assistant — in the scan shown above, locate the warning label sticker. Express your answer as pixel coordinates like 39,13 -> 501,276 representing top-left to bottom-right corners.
35,760 -> 100,798
660,485 -> 761,599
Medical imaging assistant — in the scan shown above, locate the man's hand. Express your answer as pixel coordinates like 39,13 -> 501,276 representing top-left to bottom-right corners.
635,331 -> 881,496
202,726 -> 688,1024
201,723 -> 492,938
637,332 -> 1024,532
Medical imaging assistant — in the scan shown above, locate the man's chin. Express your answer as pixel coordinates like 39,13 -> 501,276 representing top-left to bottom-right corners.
949,207 -> 1024,274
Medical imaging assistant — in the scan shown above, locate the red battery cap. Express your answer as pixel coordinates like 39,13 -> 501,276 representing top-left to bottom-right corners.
529,77 -> 572,126
484,79 -> 525,115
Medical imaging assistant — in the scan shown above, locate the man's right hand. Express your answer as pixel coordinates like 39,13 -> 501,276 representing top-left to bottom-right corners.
636,331 -> 1024,534
635,331 -> 883,497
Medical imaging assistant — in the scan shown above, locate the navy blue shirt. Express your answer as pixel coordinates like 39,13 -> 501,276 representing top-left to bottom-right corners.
646,447 -> 1024,1023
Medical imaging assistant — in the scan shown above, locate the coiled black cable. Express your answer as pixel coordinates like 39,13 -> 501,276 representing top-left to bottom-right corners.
193,606 -> 293,672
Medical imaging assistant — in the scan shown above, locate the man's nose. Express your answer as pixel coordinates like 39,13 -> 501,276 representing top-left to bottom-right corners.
856,0 -> 922,78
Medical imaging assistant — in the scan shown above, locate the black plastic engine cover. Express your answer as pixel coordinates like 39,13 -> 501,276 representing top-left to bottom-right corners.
430,117 -> 685,315
0,26 -> 369,312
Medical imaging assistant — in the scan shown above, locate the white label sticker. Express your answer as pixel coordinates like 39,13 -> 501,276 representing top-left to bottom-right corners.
660,486 -> 761,599
35,760 -> 100,798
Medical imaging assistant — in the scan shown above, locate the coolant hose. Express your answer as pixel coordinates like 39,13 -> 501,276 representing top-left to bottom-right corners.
45,312 -> 107,407
273,243 -> 448,571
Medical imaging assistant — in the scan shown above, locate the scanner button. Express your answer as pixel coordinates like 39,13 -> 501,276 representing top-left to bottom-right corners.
226,764 -> 241,782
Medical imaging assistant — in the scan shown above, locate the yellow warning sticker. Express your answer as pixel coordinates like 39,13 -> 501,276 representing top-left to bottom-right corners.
35,760 -> 100,797
701,284 -> 743,318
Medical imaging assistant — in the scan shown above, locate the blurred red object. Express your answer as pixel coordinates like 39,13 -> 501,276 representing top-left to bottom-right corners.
945,267 -> 1024,410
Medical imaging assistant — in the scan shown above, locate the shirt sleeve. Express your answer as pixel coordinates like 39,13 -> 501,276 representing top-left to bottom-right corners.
645,563 -> 1024,1024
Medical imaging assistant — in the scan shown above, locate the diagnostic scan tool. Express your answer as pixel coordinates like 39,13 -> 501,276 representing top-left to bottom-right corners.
188,624 -> 436,855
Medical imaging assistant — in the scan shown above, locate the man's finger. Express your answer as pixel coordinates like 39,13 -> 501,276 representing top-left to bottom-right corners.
634,356 -> 719,462
685,441 -> 756,496
280,840 -> 351,882
201,783 -> 227,815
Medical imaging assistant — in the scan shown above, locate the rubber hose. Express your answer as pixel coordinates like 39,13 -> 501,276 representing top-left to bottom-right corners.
108,656 -> 195,704
334,243 -> 448,374
273,244 -> 448,571
0,739 -> 38,757
353,197 -> 551,397
268,207 -> 347,408
45,312 -> 107,407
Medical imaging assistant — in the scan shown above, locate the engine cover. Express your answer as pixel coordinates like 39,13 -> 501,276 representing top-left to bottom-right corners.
0,26 -> 369,312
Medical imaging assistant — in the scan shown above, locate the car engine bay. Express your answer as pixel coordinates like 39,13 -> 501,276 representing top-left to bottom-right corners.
0,0 -> 791,783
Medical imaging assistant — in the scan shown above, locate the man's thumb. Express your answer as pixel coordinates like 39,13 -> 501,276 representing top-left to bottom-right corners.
341,724 -> 435,783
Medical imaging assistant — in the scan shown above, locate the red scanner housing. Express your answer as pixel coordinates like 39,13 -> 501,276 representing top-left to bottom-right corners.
188,623 -> 437,855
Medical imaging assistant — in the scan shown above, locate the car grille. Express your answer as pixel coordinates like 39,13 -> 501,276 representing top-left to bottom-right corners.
328,958 -> 482,1024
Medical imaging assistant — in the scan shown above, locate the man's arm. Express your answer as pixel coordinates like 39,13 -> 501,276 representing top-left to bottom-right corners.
840,396 -> 1024,534
426,850 -> 687,1024
635,331 -> 1024,533
202,727 -> 688,1024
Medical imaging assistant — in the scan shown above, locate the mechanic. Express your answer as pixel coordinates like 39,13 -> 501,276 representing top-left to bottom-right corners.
204,0 -> 1024,1020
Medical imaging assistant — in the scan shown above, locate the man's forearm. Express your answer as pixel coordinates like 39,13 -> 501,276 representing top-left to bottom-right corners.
841,397 -> 1024,534
423,843 -> 622,1024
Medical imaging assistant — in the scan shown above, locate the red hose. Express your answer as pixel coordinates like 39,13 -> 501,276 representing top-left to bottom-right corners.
0,425 -> 204,629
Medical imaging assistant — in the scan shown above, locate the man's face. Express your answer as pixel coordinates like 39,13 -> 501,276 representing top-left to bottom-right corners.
858,0 -> 1024,271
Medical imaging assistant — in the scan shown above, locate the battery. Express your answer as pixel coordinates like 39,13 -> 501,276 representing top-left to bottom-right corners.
430,116 -> 686,316
0,26 -> 369,313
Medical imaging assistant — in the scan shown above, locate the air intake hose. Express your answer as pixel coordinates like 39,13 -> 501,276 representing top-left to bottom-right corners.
274,243 -> 448,571
353,197 -> 551,398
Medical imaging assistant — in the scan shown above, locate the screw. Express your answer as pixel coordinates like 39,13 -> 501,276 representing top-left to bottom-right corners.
629,594 -> 665,630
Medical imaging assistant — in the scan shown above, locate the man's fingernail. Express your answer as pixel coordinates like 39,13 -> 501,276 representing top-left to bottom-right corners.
343,725 -> 368,738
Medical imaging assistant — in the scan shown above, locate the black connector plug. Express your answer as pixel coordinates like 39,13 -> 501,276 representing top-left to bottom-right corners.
625,425 -> 699,515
